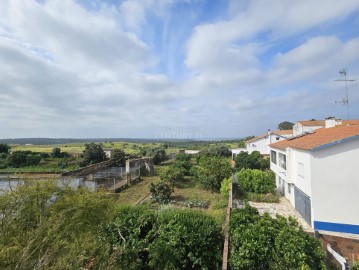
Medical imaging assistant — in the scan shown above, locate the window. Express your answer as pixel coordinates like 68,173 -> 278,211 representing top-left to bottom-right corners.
287,183 -> 291,194
278,153 -> 286,170
298,162 -> 304,178
270,150 -> 277,164
276,137 -> 280,141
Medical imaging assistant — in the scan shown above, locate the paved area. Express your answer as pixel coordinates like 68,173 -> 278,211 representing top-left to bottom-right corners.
247,197 -> 359,240
248,197 -> 313,232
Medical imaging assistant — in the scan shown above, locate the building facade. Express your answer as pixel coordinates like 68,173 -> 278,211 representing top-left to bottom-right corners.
269,124 -> 359,234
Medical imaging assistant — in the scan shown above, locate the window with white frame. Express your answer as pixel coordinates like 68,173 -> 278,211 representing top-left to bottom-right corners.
270,150 -> 277,164
298,162 -> 304,178
287,183 -> 291,194
278,153 -> 286,170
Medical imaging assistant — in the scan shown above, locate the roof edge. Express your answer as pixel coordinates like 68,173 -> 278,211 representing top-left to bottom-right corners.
311,134 -> 359,151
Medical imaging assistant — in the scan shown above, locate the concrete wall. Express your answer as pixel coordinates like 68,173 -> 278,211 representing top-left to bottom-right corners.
311,139 -> 359,234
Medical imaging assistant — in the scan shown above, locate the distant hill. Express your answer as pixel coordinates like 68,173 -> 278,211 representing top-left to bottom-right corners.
0,138 -> 198,145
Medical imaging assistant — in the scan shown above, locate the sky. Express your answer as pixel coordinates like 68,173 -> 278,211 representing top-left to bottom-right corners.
1,0 -> 359,139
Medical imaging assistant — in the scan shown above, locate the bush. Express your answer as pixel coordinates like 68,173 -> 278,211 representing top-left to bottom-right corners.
0,143 -> 10,154
7,151 -> 42,167
229,205 -> 326,270
149,182 -> 173,204
104,206 -> 223,269
235,150 -> 269,171
236,169 -> 275,194
220,177 -> 232,198
160,165 -> 185,185
0,182 -> 115,270
192,156 -> 232,191
198,145 -> 232,159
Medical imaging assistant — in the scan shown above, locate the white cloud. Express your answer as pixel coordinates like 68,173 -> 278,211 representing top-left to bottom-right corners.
1,0 -> 359,138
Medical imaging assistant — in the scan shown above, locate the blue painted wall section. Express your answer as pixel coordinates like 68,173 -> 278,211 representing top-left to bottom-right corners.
314,221 -> 359,234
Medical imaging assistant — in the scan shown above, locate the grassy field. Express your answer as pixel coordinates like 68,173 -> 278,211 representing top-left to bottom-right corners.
1,141 -> 180,173
10,141 -> 166,155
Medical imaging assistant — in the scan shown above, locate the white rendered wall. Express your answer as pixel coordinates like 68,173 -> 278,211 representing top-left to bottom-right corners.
247,136 -> 269,155
311,139 -> 359,226
290,148 -> 312,197
293,123 -> 323,136
248,134 -> 286,155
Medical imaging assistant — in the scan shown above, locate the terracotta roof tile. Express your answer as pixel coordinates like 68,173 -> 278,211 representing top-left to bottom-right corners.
269,125 -> 359,150
273,130 -> 292,135
246,130 -> 292,143
342,120 -> 359,125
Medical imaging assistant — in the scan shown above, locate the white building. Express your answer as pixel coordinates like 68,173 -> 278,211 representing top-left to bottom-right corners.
269,122 -> 359,235
231,148 -> 247,160
246,130 -> 292,155
292,118 -> 359,136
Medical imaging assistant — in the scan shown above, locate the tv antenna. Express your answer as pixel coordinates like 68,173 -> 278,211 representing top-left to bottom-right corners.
335,68 -> 355,122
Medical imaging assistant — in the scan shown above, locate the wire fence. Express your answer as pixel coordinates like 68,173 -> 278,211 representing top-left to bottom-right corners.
94,166 -> 141,190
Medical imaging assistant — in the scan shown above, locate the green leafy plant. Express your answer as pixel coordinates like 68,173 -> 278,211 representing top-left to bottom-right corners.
220,177 -> 232,198
177,199 -> 209,208
192,156 -> 232,191
229,205 -> 326,270
104,206 -> 223,270
235,150 -> 269,171
236,169 -> 275,194
149,182 -> 173,204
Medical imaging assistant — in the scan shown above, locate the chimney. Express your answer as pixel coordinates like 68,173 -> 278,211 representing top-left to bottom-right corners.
325,116 -> 336,128
267,129 -> 271,135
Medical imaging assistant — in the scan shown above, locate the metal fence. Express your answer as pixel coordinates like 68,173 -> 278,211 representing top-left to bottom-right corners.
94,166 -> 141,190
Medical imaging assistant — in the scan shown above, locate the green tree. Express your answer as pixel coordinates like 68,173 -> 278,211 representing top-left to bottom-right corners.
278,121 -> 294,130
110,149 -> 126,166
197,145 -> 232,162
0,143 -> 10,154
104,206 -> 223,269
80,143 -> 106,166
149,181 -> 174,204
0,181 -> 115,270
7,151 -> 41,167
235,151 -> 269,171
192,156 -> 232,191
229,205 -> 326,270
151,147 -> 167,164
51,147 -> 62,157
160,166 -> 185,186
236,169 -> 275,194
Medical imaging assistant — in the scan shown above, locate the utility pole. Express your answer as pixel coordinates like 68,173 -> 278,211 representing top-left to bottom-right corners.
335,68 -> 355,122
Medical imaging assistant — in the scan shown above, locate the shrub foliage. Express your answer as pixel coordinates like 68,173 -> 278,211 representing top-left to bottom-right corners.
104,206 -> 223,269
236,169 -> 275,194
192,156 -> 232,191
229,205 -> 326,270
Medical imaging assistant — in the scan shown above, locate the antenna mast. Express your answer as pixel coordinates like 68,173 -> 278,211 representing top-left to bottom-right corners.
335,68 -> 355,122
